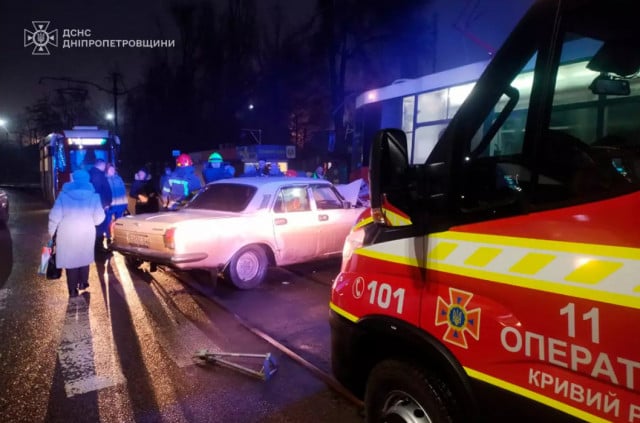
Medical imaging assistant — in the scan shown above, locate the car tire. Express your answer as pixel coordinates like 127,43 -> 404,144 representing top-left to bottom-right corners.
226,245 -> 268,290
365,359 -> 455,423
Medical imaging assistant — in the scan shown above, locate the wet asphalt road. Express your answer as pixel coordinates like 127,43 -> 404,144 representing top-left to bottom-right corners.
0,187 -> 364,423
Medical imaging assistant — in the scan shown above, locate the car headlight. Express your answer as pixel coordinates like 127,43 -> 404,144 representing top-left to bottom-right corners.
341,226 -> 365,273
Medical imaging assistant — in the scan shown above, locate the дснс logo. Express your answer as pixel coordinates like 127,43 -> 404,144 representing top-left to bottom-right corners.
24,21 -> 58,55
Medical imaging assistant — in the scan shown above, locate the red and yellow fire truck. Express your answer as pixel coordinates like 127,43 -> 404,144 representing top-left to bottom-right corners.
330,1 -> 640,422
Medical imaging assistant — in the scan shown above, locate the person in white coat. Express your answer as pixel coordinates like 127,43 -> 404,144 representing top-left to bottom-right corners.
48,169 -> 105,297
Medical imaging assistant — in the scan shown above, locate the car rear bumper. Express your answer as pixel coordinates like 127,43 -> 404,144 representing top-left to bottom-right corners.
111,245 -> 208,266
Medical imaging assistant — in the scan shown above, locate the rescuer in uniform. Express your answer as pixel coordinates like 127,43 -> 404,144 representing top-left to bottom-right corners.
202,152 -> 228,184
161,153 -> 202,209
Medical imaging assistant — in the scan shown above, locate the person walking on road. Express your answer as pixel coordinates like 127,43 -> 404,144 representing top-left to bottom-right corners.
48,169 -> 105,298
89,159 -> 112,251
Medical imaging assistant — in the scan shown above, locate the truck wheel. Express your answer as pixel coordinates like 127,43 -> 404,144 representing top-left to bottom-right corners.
365,360 -> 454,423
226,245 -> 267,290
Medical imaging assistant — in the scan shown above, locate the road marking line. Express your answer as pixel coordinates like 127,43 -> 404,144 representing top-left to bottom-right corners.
0,288 -> 9,311
57,296 -> 124,398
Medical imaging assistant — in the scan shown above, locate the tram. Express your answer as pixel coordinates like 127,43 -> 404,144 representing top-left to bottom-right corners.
39,126 -> 120,204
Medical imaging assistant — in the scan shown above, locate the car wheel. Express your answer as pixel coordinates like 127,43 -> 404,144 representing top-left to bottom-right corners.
226,245 -> 268,290
365,359 -> 455,423
124,255 -> 143,270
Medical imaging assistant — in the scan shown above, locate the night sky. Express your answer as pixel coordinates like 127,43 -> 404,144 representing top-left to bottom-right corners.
0,0 -> 314,129
0,0 -> 530,136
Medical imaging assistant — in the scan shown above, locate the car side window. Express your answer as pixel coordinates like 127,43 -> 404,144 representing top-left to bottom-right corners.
274,187 -> 310,213
273,192 -> 285,213
311,185 -> 343,210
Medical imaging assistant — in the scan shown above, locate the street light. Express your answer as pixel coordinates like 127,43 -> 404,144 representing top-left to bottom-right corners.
105,112 -> 114,121
0,119 -> 9,142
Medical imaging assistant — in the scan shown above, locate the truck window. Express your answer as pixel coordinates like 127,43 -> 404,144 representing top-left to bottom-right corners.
461,33 -> 640,218
460,52 -> 536,216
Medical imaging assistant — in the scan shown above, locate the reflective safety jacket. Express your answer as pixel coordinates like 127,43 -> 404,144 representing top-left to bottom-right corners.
161,166 -> 202,205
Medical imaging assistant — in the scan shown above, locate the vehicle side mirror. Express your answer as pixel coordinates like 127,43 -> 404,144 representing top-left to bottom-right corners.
369,129 -> 409,223
342,200 -> 352,209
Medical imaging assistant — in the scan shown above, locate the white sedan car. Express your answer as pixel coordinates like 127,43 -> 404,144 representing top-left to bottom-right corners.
111,177 -> 363,289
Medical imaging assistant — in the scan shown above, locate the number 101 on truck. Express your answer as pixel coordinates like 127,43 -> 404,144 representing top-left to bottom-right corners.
330,1 -> 640,422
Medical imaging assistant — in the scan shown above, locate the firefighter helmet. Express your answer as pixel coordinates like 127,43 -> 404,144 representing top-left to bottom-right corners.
176,153 -> 193,167
208,152 -> 223,163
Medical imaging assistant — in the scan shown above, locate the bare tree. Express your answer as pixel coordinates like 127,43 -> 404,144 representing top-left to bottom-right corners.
313,0 -> 436,156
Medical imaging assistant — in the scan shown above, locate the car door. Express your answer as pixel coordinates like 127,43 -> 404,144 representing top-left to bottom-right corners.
310,184 -> 356,256
271,185 -> 320,263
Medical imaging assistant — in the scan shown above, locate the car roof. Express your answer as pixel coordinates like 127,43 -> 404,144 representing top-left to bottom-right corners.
208,176 -> 332,189
196,176 -> 334,213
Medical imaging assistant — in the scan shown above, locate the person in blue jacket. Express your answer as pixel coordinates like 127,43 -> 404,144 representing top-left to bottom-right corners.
88,159 -> 112,251
161,154 -> 202,209
203,152 -> 228,184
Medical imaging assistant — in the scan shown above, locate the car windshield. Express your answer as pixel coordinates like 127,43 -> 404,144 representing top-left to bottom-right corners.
186,183 -> 257,212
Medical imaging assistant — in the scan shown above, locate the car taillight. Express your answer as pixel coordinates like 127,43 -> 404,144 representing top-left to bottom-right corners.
164,227 -> 176,249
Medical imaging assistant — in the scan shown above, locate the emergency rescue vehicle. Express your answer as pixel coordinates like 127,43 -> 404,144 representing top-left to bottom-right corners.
330,1 -> 640,422
39,126 -> 120,205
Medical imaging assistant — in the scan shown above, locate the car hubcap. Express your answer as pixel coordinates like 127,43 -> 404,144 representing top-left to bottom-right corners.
381,391 -> 432,423
236,251 -> 259,281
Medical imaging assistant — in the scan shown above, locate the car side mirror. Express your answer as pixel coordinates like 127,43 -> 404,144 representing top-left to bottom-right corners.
342,200 -> 352,209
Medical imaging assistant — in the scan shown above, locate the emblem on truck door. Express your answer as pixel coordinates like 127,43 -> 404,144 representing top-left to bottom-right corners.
435,288 -> 481,348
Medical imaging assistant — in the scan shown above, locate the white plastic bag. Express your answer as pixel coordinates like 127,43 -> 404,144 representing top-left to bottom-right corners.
38,245 -> 51,275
